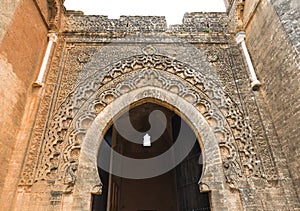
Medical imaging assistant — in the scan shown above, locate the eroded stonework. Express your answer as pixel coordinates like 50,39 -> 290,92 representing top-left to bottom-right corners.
9,5 -> 299,211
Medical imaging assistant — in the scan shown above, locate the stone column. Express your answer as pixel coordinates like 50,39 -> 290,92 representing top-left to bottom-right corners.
33,31 -> 58,87
235,31 -> 262,91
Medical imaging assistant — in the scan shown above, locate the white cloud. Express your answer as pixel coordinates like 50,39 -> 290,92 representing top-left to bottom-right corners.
64,0 -> 226,25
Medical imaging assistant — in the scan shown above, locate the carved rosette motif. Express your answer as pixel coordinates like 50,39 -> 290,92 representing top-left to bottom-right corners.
54,44 -> 101,111
31,53 -> 266,192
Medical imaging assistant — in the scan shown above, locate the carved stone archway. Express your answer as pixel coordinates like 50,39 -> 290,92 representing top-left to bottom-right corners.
32,54 -> 263,190
71,86 -> 242,210
20,46 -> 265,210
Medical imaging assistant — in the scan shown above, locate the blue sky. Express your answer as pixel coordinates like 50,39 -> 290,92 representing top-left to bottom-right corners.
64,0 -> 226,25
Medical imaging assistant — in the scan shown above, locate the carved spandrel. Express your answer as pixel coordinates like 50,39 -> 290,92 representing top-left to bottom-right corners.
35,58 -> 265,192
54,44 -> 101,111
21,39 -> 277,193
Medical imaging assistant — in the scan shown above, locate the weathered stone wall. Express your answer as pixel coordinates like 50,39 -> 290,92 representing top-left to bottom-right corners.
0,0 -> 21,45
0,0 -> 49,208
1,1 -> 300,210
10,11 -> 299,210
243,0 -> 300,205
271,0 -> 300,53
243,0 -> 260,26
63,11 -> 229,34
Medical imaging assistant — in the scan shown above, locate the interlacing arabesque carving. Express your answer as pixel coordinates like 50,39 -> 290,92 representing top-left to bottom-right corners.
18,38 -> 66,186
36,54 -> 264,192
54,44 -> 102,111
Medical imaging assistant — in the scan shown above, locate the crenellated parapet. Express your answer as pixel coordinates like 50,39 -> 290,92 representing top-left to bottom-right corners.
63,11 -> 229,34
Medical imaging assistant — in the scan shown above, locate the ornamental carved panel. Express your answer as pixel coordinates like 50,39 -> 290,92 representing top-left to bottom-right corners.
19,35 -> 277,194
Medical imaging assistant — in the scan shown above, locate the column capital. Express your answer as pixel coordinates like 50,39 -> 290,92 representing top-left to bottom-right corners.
235,31 -> 246,44
47,31 -> 58,42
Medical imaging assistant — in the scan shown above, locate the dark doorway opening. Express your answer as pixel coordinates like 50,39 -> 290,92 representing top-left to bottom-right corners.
92,103 -> 210,211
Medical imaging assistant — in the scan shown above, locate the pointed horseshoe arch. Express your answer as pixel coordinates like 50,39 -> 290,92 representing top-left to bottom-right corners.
30,53 -> 262,192
72,86 -> 241,210
21,52 -> 260,210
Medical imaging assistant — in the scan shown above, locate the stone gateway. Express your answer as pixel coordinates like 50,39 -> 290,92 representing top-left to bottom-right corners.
0,0 -> 299,210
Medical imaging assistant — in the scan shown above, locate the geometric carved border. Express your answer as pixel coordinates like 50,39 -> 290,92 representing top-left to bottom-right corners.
20,52 -> 270,192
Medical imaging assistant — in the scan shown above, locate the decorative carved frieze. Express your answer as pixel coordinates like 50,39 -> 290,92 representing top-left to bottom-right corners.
20,35 -> 277,194
19,39 -> 66,185
32,53 -> 265,192
226,45 -> 278,181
